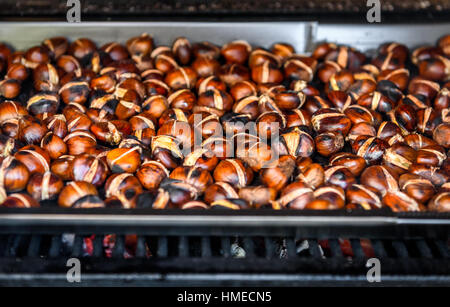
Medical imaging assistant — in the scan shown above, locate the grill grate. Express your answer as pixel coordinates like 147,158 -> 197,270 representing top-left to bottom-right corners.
0,232 -> 448,286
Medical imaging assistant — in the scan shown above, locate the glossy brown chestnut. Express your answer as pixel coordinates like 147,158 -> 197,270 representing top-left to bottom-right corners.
151,135 -> 184,169
329,152 -> 367,177
27,171 -> 63,201
213,159 -> 253,188
314,185 -> 346,209
197,89 -> 234,113
283,56 -> 317,82
433,123 -> 450,148
165,67 -> 197,90
106,147 -> 141,173
344,105 -> 381,126
261,155 -> 296,191
352,136 -> 389,165
272,181 -> 314,210
274,91 -> 306,110
238,186 -> 277,208
221,40 -> 251,65
297,163 -> 325,189
72,154 -> 108,187
409,163 -> 449,187
428,192 -> 450,212
315,131 -> 344,157
346,184 -> 382,210
63,131 -> 97,156
0,156 -> 30,192
346,122 -> 377,144
2,193 -> 39,208
399,173 -> 435,204
169,166 -> 213,194
285,109 -> 311,129
58,181 -> 99,208
136,160 -> 170,191
0,100 -> 28,123
382,143 -> 417,175
104,173 -> 143,209
251,62 -> 283,84
14,145 -> 50,175
324,166 -> 356,190
311,108 -> 352,136
183,149 -> 218,172
50,155 -> 74,181
40,132 -> 67,160
17,117 -> 48,145
191,57 -> 220,78
382,191 -> 420,212
210,198 -> 250,210
204,182 -> 239,205
360,165 -> 399,196
218,64 -> 251,87
256,111 -> 286,140
408,77 -> 440,100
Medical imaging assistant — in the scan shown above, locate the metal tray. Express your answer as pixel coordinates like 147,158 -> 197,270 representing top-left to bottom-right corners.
0,21 -> 449,237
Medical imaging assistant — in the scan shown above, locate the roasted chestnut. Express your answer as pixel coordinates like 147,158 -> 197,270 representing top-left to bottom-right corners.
58,181 -> 99,208
2,193 -> 39,208
72,154 -> 108,186
27,171 -> 63,201
213,159 -> 253,188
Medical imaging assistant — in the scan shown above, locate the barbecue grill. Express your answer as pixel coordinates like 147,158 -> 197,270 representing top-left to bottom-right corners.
0,1 -> 449,287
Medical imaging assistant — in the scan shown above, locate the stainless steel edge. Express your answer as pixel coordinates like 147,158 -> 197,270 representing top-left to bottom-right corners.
0,21 -> 448,56
0,21 -> 316,53
315,23 -> 450,52
0,214 -> 420,227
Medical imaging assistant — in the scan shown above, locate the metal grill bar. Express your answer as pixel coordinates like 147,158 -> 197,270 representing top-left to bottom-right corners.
5,235 -> 23,257
0,233 -> 447,286
27,235 -> 41,257
415,240 -> 433,259
434,240 -> 449,258
135,236 -> 146,258
112,236 -> 125,259
264,238 -> 275,259
307,240 -> 323,259
221,237 -> 231,258
178,236 -> 189,258
93,235 -> 104,258
350,239 -> 365,259
71,235 -> 83,258
48,235 -> 61,258
392,240 -> 409,258
243,238 -> 255,258
201,237 -> 211,258
371,240 -> 388,258
157,236 -> 168,258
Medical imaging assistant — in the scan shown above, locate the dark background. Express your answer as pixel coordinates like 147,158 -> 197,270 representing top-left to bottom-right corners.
0,0 -> 449,23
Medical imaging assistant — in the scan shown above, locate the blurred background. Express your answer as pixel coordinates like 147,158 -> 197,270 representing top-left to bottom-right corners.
0,0 -> 449,22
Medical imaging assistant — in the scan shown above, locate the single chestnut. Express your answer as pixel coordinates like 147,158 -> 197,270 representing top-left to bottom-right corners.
27,171 -> 63,201
0,156 -> 30,192
106,147 -> 141,173
213,159 -> 253,188
72,154 -> 108,187
315,131 -> 344,157
2,193 -> 39,208
204,182 -> 239,205
399,173 -> 435,204
58,181 -> 99,208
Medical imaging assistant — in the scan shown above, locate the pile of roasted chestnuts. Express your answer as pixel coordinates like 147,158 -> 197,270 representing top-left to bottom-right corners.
0,33 -> 449,212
